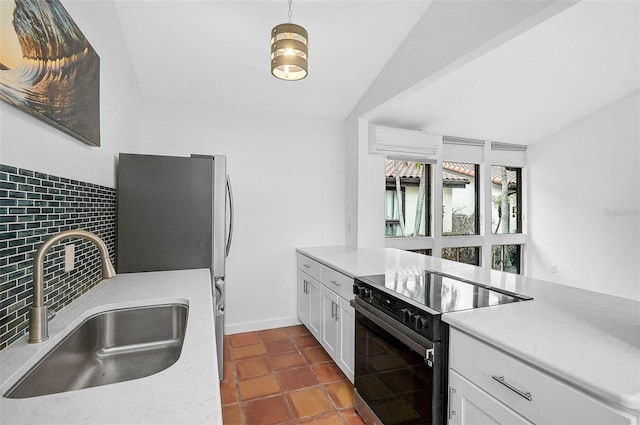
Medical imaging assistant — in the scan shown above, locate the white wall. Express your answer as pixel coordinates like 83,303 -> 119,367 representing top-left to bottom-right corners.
0,0 -> 141,188
133,98 -> 346,333
527,91 -> 640,301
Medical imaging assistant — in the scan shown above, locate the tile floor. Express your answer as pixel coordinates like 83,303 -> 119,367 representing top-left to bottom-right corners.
220,325 -> 366,425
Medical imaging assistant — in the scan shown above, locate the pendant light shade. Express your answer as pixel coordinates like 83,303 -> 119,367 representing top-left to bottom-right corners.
271,23 -> 308,80
271,1 -> 308,81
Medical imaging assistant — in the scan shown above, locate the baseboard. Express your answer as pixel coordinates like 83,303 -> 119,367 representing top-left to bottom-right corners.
225,315 -> 302,335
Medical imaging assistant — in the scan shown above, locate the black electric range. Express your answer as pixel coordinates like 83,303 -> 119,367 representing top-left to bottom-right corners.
351,270 -> 531,425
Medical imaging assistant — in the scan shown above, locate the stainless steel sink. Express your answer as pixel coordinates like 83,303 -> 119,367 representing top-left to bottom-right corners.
4,303 -> 188,399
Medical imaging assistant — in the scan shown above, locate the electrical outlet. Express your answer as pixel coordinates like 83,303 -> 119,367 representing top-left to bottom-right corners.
551,265 -> 557,274
65,244 -> 75,272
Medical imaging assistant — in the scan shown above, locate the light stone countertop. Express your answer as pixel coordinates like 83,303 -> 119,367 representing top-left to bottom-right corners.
0,268 -> 221,425
297,246 -> 640,414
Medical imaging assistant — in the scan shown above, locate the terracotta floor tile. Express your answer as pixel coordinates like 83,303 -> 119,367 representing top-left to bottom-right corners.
340,408 -> 366,425
258,328 -> 290,341
311,362 -> 347,384
236,356 -> 271,380
270,352 -> 308,371
238,374 -> 281,401
222,403 -> 243,425
230,332 -> 261,347
264,338 -> 298,355
221,326 -> 364,425
302,346 -> 332,364
292,334 -> 320,349
222,361 -> 235,382
298,412 -> 345,424
232,342 -> 267,359
287,387 -> 335,419
277,366 -> 319,392
284,324 -> 310,337
220,380 -> 238,405
243,394 -> 293,425
324,381 -> 355,409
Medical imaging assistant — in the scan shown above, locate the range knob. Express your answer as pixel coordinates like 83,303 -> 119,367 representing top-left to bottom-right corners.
413,315 -> 428,331
400,308 -> 413,324
352,284 -> 360,295
359,287 -> 372,299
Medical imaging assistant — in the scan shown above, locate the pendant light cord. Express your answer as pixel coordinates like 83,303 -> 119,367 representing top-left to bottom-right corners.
288,0 -> 293,23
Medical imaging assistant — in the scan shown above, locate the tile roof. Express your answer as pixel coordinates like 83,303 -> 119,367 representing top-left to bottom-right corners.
385,160 -> 517,185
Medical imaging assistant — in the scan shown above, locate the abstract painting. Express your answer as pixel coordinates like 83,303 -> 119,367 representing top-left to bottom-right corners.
0,0 -> 100,146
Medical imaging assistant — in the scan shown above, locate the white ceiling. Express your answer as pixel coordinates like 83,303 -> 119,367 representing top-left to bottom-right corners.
114,1 -> 640,144
113,0 -> 431,121
368,0 -> 640,145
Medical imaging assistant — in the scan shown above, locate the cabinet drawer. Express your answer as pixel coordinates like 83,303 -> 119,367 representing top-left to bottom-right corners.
323,266 -> 355,301
297,253 -> 322,282
449,328 -> 636,425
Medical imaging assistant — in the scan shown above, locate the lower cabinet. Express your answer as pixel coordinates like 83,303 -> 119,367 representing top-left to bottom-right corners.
448,328 -> 636,425
297,253 -> 355,382
321,285 -> 339,359
449,369 -> 533,425
335,296 -> 355,379
297,270 -> 321,341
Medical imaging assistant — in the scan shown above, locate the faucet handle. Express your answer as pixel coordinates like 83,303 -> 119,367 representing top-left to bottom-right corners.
47,308 -> 56,321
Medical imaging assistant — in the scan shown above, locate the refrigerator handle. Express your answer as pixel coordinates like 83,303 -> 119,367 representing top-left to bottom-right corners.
226,176 -> 234,257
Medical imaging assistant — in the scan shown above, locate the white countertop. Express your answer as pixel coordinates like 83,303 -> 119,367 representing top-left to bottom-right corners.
0,269 -> 221,425
297,246 -> 640,412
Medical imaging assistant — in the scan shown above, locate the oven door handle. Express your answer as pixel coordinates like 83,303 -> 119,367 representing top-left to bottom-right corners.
351,297 -> 434,359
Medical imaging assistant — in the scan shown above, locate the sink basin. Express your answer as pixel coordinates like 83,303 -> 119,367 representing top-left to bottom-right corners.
4,303 -> 188,399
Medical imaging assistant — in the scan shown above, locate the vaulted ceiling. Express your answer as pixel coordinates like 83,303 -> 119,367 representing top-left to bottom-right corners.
114,1 -> 640,145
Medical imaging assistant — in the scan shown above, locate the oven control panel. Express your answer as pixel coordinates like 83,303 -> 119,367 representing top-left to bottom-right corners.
353,279 -> 441,341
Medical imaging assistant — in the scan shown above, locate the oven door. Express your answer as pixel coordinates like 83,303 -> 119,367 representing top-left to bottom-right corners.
352,298 -> 443,425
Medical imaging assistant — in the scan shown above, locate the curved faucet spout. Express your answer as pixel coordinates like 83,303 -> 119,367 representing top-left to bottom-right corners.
29,229 -> 116,343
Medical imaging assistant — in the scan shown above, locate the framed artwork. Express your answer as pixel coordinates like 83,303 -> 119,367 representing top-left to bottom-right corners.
0,0 -> 100,146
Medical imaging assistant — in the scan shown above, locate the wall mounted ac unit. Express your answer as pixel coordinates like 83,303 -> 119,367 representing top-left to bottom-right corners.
369,126 -> 441,159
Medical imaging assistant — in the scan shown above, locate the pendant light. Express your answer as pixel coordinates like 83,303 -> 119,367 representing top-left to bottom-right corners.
271,0 -> 308,81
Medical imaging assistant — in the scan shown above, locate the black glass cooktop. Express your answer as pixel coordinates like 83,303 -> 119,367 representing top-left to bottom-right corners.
357,270 -> 531,314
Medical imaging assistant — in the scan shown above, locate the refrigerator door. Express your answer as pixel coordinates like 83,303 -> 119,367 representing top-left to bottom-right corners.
211,155 -> 227,279
117,154 -> 213,273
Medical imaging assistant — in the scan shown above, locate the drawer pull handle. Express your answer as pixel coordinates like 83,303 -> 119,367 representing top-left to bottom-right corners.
492,375 -> 532,401
303,264 -> 311,269
330,280 -> 341,287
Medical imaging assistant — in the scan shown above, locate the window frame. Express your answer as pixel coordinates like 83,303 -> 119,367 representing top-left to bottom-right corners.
380,138 -> 527,274
384,159 -> 432,239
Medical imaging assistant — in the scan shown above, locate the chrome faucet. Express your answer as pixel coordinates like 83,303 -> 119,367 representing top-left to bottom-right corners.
29,229 -> 116,343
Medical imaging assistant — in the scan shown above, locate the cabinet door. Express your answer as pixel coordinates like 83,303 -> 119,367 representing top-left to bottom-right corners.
320,285 -> 339,358
449,370 -> 533,425
307,277 -> 322,341
336,296 -> 355,382
297,271 -> 310,325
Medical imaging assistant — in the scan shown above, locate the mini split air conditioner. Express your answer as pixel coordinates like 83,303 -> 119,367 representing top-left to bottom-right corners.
369,126 -> 441,159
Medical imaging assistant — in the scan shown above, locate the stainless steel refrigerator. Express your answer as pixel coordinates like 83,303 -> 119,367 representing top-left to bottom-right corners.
116,153 -> 233,380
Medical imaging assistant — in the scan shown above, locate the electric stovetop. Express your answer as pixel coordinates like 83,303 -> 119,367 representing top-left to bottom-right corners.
357,270 -> 532,314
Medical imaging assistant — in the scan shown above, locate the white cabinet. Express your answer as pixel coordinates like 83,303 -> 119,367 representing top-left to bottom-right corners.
336,295 -> 355,379
448,328 -> 636,425
296,253 -> 355,382
321,285 -> 339,358
449,369 -> 533,425
297,270 -> 321,341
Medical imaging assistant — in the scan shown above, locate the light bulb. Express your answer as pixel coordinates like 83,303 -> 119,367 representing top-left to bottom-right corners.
284,65 -> 290,78
284,48 -> 294,56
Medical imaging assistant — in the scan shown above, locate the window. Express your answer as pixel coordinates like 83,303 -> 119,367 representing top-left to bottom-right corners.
442,247 -> 480,266
442,162 -> 479,236
492,245 -> 521,274
385,159 -> 431,238
409,249 -> 432,256
491,166 -> 522,234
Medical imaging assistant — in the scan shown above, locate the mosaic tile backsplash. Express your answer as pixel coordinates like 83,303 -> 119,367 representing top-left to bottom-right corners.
0,164 -> 116,350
